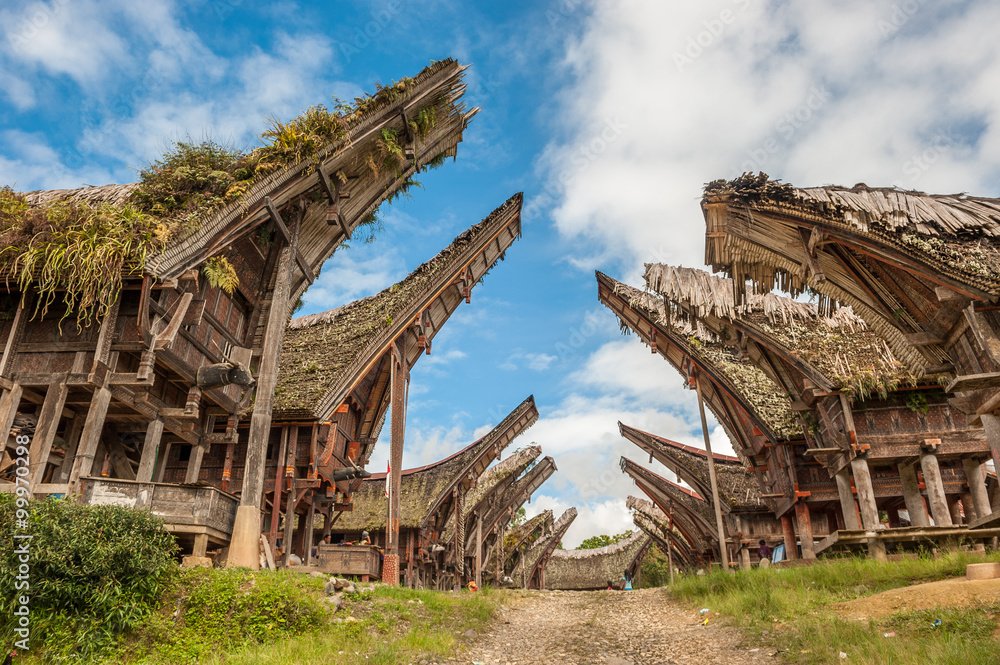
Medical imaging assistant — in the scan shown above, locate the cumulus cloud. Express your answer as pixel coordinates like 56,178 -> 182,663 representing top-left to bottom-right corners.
543,0 -> 1000,273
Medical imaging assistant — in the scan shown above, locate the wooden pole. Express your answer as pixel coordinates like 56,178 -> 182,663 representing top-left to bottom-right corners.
898,462 -> 929,527
135,418 -> 164,483
68,386 -> 112,488
667,505 -> 675,585
28,381 -> 68,486
228,210 -> 299,569
475,512 -> 483,589
963,458 -> 992,519
794,501 -> 816,560
920,450 -> 952,526
383,344 -> 407,585
694,373 -> 729,570
834,468 -> 861,530
780,514 -> 798,560
268,428 -> 289,550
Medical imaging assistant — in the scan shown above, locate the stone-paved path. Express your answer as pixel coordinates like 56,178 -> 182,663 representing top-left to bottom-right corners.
444,588 -> 759,665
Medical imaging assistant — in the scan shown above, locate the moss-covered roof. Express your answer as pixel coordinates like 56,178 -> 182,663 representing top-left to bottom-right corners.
620,457 -> 715,531
644,264 -> 915,398
545,530 -> 649,591
331,399 -> 534,532
619,423 -> 763,512
511,507 -> 577,583
275,193 -> 522,419
703,173 -> 1000,298
601,274 -> 800,438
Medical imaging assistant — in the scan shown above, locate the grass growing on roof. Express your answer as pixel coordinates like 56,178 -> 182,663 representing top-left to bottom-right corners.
670,551 -> 1000,664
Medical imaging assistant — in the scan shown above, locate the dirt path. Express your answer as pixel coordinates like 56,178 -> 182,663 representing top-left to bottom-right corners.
444,588 -> 758,665
837,577 -> 1000,621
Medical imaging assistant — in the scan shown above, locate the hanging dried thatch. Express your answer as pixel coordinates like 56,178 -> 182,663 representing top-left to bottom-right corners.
644,264 -> 915,398
544,530 -> 649,590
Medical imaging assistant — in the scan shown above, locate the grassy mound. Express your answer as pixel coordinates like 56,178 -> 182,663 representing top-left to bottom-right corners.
670,552 -> 1000,664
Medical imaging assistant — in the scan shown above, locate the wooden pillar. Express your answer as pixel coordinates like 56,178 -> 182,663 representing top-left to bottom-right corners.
228,212 -> 299,569
694,374 -> 730,569
780,514 -> 798,560
0,383 -> 24,454
739,545 -> 751,570
962,458 -> 992,520
794,501 -> 816,560
184,444 -> 206,484
268,429 -> 289,549
281,426 -> 299,566
55,414 -> 84,483
68,386 -> 112,489
982,414 -> 1000,474
135,418 -> 164,483
192,533 -> 209,558
475,512 -> 483,588
948,496 -> 964,525
29,382 -> 69,486
453,486 -> 465,588
834,468 -> 861,530
849,456 -> 881,530
898,462 -> 929,527
383,344 -> 407,585
304,499 -> 316,566
920,451 -> 953,526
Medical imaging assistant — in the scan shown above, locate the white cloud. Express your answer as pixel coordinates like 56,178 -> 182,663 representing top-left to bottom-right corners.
499,350 -> 557,372
524,494 -> 634,549
299,247 -> 405,314
543,0 -> 1000,273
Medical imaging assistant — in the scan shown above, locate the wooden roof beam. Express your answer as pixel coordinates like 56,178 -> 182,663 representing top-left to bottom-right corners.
265,197 -> 313,284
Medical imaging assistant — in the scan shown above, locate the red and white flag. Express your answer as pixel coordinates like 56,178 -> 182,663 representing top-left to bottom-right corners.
385,462 -> 391,498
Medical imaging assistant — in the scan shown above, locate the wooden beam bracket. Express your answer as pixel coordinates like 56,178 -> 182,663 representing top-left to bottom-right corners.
265,197 -> 313,284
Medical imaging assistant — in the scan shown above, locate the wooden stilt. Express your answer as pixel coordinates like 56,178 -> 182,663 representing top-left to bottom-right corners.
55,413 -> 84,483
982,414 -> 1000,474
794,501 -> 816,560
304,499 -> 315,567
920,451 -> 953,526
155,443 -> 172,482
834,468 -> 861,530
268,428 -> 289,550
68,386 -> 112,489
849,455 -> 881,530
948,496 -> 964,525
781,514 -> 798,560
228,210 -> 300,569
694,373 -> 730,569
0,383 -> 24,449
383,344 -> 407,585
192,533 -> 209,558
963,458 -> 992,519
898,462 -> 929,527
135,419 -> 165,483
184,444 -> 206,483
475,512 -> 483,589
29,381 -> 68,486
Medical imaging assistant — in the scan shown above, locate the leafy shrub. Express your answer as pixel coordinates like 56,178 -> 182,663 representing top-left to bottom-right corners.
0,495 -> 178,663
202,256 -> 240,294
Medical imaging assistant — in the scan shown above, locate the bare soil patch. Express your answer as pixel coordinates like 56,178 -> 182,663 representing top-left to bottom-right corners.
836,577 -> 1000,621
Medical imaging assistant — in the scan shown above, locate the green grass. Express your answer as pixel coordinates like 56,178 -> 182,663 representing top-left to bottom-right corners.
669,551 -> 1000,664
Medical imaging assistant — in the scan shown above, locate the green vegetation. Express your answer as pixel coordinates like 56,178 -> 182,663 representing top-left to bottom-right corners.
0,495 -> 178,663
2,65 -> 450,326
578,529 -> 633,550
670,552 -> 1000,664
637,545 -> 673,588
202,255 -> 240,294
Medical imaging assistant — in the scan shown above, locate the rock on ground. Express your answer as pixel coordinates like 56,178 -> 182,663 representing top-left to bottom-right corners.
445,588 -> 757,665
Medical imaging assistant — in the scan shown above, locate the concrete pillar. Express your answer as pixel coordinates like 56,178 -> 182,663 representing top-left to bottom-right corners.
794,502 -> 816,560
898,462 -> 929,527
962,458 -> 992,520
850,456 -> 882,530
834,468 -> 861,530
920,451 -> 953,526
781,514 -> 798,560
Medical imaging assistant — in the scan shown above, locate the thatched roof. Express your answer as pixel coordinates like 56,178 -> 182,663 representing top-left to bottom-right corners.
619,423 -> 763,512
21,59 -> 475,282
619,456 -> 715,536
461,452 -> 556,547
626,496 -> 694,563
544,530 -> 649,591
331,398 -> 535,532
274,193 -> 523,419
644,264 -> 914,397
599,272 -> 800,439
511,507 -> 577,583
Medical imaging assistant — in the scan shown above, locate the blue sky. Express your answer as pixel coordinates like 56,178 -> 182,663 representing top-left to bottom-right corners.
4,0 -> 1000,546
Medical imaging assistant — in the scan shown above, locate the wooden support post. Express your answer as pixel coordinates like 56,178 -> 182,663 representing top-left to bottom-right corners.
982,414 -> 1000,474
960,492 -> 976,523
383,344 -> 407,585
834,468 -> 862,530
135,419 -> 164,483
268,429 -> 289,550
0,382 -> 24,450
694,373 -> 730,569
184,444 -> 206,484
794,501 -> 816,560
192,533 -> 209,558
920,451 -> 953,526
55,414 -> 84,483
781,514 -> 798,560
667,508 -> 675,583
475,512 -> 483,589
68,386 -> 112,489
228,208 -> 299,569
739,544 -> 751,570
29,382 -> 68,486
304,499 -> 315,567
282,427 -> 299,566
849,456 -> 881,530
963,458 -> 992,520
898,462 -> 929,527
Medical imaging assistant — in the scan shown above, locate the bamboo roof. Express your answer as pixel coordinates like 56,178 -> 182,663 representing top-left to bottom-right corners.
330,399 -> 535,532
619,457 -> 716,540
511,507 -> 577,584
644,264 -> 913,397
598,272 -> 800,439
18,59 -> 475,284
619,423 -> 764,512
274,193 -> 522,419
544,530 -> 649,591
